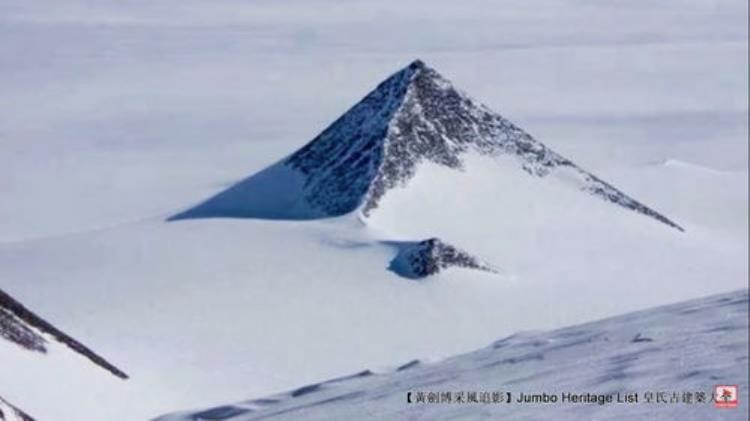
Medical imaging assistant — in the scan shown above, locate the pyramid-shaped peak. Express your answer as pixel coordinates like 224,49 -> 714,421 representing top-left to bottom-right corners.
170,62 -> 682,231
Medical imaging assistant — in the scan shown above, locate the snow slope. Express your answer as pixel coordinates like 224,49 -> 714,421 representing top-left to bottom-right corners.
0,79 -> 744,420
0,1 -> 747,420
157,289 -> 749,421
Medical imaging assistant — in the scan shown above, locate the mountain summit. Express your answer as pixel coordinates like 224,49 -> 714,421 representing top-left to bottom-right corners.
170,60 -> 682,231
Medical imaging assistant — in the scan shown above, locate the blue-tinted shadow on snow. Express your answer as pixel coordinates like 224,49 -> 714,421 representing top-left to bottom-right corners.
383,240 -> 425,280
167,162 -> 328,221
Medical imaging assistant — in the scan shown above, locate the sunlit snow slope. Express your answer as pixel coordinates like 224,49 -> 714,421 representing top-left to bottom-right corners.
158,290 -> 749,421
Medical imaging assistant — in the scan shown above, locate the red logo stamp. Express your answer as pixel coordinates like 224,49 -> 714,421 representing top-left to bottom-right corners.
714,385 -> 738,408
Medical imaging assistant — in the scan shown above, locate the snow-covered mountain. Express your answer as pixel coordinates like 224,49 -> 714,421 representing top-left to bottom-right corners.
0,60 -> 745,420
0,1 -> 746,420
158,289 -> 749,421
169,60 -> 682,231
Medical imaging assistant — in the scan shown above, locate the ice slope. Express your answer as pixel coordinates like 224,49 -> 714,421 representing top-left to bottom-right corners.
157,289 -> 749,421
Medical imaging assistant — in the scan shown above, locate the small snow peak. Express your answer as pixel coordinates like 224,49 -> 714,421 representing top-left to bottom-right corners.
389,238 -> 498,279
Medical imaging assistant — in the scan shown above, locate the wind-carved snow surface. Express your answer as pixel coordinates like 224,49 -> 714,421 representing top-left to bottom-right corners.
388,238 -> 497,279
157,289 -> 749,421
171,60 -> 682,231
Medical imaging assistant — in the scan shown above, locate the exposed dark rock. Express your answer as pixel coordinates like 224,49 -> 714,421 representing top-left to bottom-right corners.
0,395 -> 34,421
390,238 -> 497,279
0,307 -> 46,354
0,288 -> 128,379
631,333 -> 654,343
